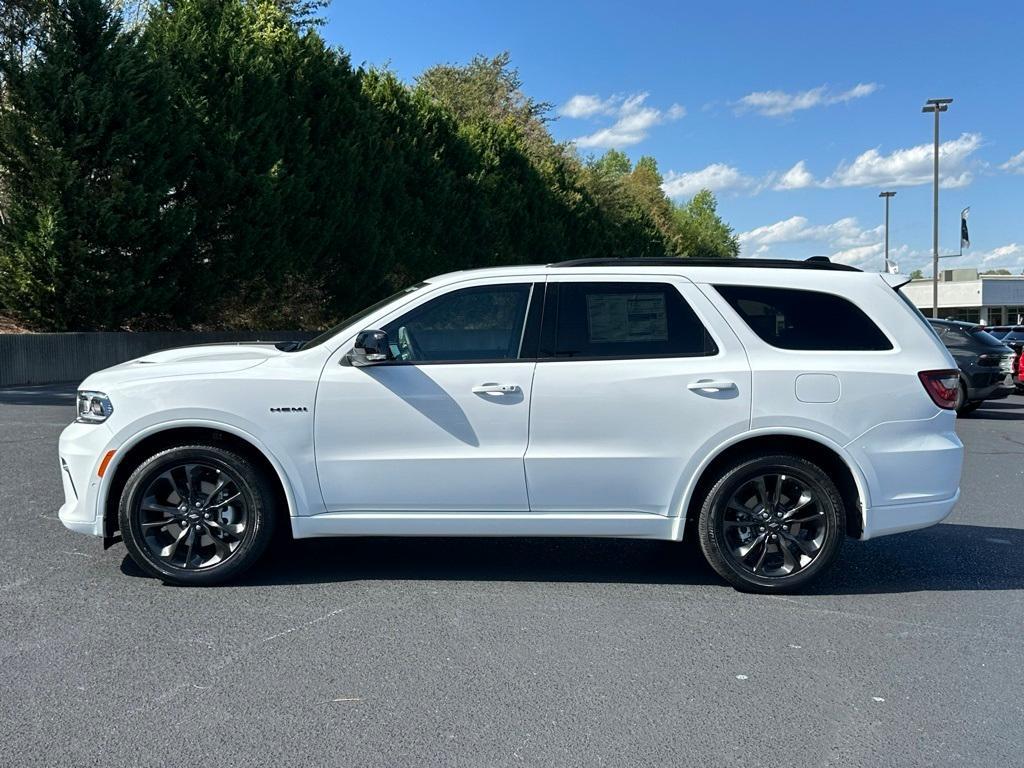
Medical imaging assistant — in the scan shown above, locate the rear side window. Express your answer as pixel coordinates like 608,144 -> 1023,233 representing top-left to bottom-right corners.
545,282 -> 718,359
715,285 -> 893,351
970,329 -> 1007,347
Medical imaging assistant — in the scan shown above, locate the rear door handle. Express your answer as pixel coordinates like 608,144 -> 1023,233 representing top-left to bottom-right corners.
472,383 -> 520,395
687,379 -> 736,393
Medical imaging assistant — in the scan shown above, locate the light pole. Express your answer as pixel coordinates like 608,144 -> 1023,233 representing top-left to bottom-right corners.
922,97 -> 952,318
879,191 -> 896,272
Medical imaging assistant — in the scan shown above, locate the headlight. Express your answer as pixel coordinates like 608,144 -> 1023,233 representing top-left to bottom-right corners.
77,391 -> 113,423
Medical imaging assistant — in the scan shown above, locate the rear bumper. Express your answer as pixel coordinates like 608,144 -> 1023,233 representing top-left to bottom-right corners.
861,489 -> 959,540
967,373 -> 1013,401
845,410 -> 963,513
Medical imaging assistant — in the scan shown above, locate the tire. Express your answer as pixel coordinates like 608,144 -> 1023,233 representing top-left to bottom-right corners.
119,444 -> 277,586
959,400 -> 982,415
696,454 -> 844,594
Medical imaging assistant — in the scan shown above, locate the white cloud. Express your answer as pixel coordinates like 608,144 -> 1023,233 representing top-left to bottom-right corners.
979,243 -> 1024,266
739,215 -> 1024,273
666,103 -> 687,120
558,94 -> 615,119
662,163 -> 758,198
735,82 -> 879,117
829,243 -> 883,267
664,133 -> 981,200
774,160 -> 816,190
1000,150 -> 1024,174
824,132 -> 982,189
739,215 -> 882,252
565,92 -> 686,149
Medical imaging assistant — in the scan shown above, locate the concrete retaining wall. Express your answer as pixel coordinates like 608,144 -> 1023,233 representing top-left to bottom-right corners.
0,331 -> 315,387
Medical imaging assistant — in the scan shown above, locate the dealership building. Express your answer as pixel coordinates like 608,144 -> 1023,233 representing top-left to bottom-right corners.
902,268 -> 1024,326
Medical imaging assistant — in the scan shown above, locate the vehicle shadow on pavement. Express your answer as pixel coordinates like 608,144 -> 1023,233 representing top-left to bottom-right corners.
968,400 -> 1024,421
119,522 -> 1024,593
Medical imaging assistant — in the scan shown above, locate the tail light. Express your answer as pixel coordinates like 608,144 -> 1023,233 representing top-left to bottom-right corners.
918,369 -> 960,409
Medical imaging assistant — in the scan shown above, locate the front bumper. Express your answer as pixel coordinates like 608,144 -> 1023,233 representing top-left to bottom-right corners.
57,421 -> 114,537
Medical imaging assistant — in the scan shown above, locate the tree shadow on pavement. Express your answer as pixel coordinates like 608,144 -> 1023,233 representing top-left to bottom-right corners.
0,384 -> 78,406
120,522 -> 1024,594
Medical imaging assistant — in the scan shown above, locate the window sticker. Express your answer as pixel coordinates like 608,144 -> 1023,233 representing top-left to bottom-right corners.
586,293 -> 668,343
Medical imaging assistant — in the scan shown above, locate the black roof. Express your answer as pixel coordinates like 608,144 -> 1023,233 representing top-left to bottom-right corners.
550,256 -> 861,272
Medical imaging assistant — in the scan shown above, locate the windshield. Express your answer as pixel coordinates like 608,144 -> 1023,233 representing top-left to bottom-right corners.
969,329 -> 1008,347
296,283 -> 428,351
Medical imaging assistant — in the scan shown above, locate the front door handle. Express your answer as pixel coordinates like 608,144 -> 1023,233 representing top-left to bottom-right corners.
687,379 -> 736,393
472,383 -> 520,395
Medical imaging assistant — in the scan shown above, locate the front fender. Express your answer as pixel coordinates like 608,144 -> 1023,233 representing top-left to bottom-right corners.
97,414 -> 319,531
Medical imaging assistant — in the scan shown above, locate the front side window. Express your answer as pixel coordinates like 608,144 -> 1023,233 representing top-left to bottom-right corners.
715,285 -> 893,351
382,283 -> 532,362
546,282 -> 718,359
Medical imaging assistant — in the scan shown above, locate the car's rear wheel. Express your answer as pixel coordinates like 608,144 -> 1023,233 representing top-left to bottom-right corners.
696,454 -> 844,593
119,445 -> 276,586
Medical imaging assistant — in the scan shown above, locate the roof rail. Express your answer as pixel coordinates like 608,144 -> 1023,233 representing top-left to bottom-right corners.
549,256 -> 861,272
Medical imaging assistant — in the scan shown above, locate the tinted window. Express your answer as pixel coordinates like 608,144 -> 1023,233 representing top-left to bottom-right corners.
547,282 -> 717,359
383,283 -> 532,362
970,329 -> 1008,347
716,285 -> 892,351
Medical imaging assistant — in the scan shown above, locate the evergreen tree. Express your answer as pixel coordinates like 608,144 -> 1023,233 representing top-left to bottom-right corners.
0,0 -> 190,329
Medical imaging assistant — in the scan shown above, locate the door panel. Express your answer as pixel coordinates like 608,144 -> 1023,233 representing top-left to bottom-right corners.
314,278 -> 541,514
525,278 -> 751,516
315,362 -> 535,512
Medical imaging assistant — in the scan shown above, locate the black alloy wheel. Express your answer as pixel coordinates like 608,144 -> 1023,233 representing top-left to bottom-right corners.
697,454 -> 844,593
119,445 -> 276,586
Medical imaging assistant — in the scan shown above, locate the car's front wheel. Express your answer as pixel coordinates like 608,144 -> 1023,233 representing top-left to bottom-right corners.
696,454 -> 844,593
119,444 -> 277,586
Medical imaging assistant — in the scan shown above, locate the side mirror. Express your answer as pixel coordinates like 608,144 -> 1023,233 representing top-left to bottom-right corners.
346,329 -> 392,367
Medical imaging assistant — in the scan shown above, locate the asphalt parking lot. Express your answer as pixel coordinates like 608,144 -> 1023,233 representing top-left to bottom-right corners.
1,385 -> 1022,767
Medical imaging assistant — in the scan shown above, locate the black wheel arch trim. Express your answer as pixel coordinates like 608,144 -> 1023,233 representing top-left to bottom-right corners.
102,424 -> 295,540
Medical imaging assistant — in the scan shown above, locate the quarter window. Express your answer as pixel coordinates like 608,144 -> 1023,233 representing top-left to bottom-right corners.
546,282 -> 718,359
715,285 -> 893,351
382,283 -> 532,362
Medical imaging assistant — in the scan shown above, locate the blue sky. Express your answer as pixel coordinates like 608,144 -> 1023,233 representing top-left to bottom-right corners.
322,0 -> 1024,274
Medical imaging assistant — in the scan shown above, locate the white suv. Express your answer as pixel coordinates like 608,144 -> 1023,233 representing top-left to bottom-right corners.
58,258 -> 964,592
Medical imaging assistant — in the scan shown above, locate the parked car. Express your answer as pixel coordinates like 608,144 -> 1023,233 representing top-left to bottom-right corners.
927,319 -> 1015,413
59,258 -> 964,593
984,325 -> 1024,392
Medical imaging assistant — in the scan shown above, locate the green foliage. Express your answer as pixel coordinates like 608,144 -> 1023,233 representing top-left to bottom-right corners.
672,189 -> 740,259
909,269 -> 925,279
0,1 -> 740,331
0,0 -> 190,329
579,151 -> 738,260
